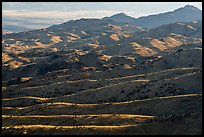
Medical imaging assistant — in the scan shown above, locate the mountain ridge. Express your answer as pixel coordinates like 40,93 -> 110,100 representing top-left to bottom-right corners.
98,5 -> 202,29
131,5 -> 202,28
2,5 -> 202,34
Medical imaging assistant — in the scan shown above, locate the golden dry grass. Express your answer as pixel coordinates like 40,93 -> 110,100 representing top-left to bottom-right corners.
131,42 -> 157,56
50,36 -> 62,43
34,42 -> 52,49
2,96 -> 49,101
106,93 -> 202,105
7,60 -> 23,69
2,114 -> 155,119
163,37 -> 183,48
150,39 -> 167,51
110,34 -> 120,41
2,124 -> 138,130
99,55 -> 112,61
2,53 -> 13,63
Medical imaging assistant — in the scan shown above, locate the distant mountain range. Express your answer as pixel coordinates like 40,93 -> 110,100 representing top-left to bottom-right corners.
2,25 -> 32,34
104,5 -> 202,29
2,5 -> 202,34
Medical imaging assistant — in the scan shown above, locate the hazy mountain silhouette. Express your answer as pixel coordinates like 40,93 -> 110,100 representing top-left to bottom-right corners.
102,12 -> 136,23
103,5 -> 201,29
137,20 -> 202,38
132,5 -> 202,29
3,5 -> 202,33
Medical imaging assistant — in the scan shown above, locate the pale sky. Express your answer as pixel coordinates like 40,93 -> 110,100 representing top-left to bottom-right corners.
2,2 -> 202,29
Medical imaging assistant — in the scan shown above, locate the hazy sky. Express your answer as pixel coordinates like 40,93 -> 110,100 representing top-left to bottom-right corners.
2,2 -> 202,29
